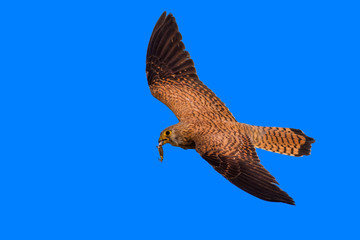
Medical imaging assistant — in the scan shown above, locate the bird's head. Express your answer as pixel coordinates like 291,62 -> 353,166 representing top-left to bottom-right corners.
156,123 -> 195,161
158,123 -> 195,149
158,128 -> 175,146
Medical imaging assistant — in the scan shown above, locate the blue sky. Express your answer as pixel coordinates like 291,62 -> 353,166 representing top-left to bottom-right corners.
1,1 -> 359,239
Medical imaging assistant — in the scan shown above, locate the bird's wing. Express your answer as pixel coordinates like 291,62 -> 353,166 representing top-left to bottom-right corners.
146,12 -> 236,122
195,130 -> 295,205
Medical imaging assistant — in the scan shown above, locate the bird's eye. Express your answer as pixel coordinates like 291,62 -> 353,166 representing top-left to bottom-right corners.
165,130 -> 171,136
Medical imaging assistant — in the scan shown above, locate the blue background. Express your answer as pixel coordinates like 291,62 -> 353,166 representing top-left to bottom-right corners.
1,1 -> 359,239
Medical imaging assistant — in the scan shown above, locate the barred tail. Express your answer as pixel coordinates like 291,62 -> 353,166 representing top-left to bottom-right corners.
238,123 -> 315,157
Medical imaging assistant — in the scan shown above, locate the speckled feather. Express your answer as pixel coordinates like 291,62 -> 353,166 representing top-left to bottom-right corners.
238,124 -> 315,157
146,12 -> 315,205
146,12 -> 235,122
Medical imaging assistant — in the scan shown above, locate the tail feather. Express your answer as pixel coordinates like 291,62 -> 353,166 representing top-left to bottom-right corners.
239,123 -> 315,157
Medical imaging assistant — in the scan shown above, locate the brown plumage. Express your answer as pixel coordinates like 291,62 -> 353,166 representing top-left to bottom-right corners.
146,12 -> 315,205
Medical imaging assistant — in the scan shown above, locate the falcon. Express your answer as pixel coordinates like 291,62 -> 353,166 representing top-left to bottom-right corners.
146,12 -> 315,205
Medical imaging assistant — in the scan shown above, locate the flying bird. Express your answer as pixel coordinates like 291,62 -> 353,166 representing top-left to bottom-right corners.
146,12 -> 315,205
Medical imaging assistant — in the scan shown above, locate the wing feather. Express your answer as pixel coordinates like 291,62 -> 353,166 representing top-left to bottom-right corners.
195,131 -> 295,205
146,12 -> 235,122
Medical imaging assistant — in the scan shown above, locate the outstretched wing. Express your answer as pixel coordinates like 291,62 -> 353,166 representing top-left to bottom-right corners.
195,131 -> 295,205
146,12 -> 235,122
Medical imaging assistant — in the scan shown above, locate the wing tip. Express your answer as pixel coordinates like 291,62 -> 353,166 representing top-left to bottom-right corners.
147,11 -> 198,86
279,195 -> 296,205
264,186 -> 296,205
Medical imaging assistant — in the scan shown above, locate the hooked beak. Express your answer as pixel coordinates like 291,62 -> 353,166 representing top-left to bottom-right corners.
158,139 -> 164,146
158,136 -> 169,146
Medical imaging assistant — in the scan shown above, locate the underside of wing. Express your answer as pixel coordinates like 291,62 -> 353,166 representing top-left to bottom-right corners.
146,12 -> 235,122
195,131 -> 295,205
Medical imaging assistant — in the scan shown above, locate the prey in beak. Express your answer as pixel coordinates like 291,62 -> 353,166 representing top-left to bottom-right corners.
157,140 -> 165,162
157,134 -> 170,162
